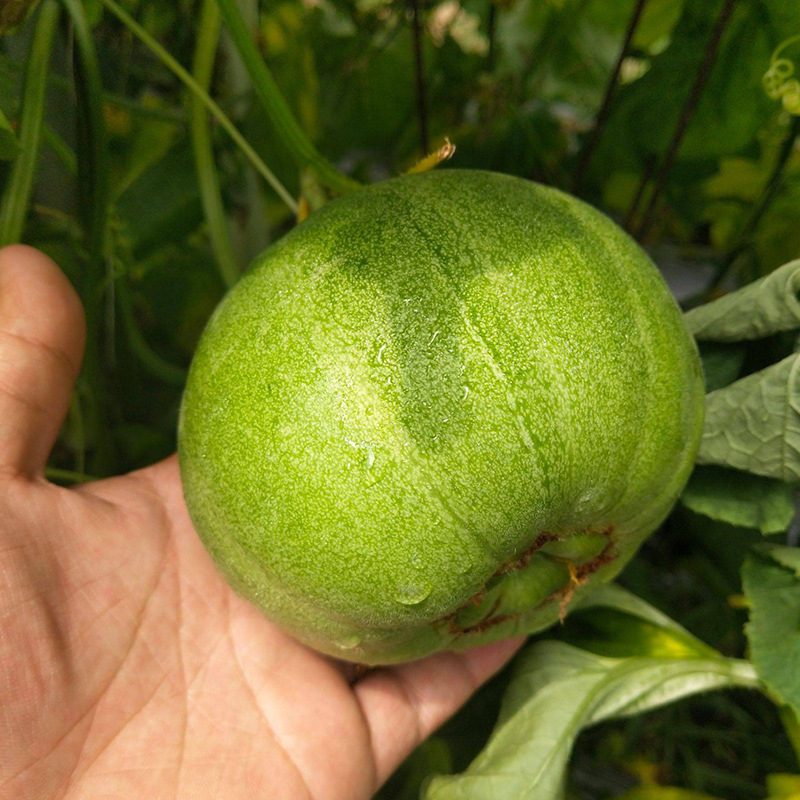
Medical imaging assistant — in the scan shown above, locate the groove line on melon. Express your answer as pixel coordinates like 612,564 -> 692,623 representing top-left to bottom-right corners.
559,196 -> 659,520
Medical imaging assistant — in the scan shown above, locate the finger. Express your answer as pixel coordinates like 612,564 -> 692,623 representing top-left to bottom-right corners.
354,636 -> 525,787
0,245 -> 86,478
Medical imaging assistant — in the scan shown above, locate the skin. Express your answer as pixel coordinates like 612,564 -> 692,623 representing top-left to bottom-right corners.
0,244 -> 522,800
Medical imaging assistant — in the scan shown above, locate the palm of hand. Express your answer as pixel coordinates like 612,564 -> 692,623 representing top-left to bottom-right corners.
0,246 -> 520,800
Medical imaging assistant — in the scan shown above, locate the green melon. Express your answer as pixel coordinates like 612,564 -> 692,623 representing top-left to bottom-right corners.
178,170 -> 704,665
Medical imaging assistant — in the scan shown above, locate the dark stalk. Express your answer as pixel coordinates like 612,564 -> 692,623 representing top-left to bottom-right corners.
410,0 -> 428,156
486,1 -> 496,72
738,115 -> 800,245
572,0 -> 648,194
623,154 -> 656,230
633,0 -> 736,240
705,115 -> 800,296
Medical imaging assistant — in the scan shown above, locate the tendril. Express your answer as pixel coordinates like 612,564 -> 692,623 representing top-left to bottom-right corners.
764,36 -> 800,115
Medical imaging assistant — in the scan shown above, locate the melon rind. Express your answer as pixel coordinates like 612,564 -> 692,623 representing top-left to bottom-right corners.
178,170 -> 704,664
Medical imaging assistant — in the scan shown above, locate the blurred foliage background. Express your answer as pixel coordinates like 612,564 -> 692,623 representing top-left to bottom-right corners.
1,0 -> 800,796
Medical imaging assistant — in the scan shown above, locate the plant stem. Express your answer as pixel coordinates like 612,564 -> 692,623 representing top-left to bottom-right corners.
191,0 -> 240,288
62,0 -> 116,473
214,0 -> 359,195
63,0 -> 108,313
633,0 -> 736,240
572,0 -> 648,194
63,0 -> 109,274
410,0 -> 428,155
5,58 -> 188,122
42,123 -> 77,175
117,277 -> 187,386
0,0 -> 60,245
99,0 -> 298,213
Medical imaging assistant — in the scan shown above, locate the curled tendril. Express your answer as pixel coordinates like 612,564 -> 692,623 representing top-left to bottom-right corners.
764,35 -> 800,115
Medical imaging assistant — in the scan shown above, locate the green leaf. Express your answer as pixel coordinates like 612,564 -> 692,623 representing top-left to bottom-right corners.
681,465 -> 795,535
777,704 -> 800,765
423,645 -> 756,800
743,545 -> 800,722
684,259 -> 800,341
422,587 -> 758,800
0,104 -> 17,158
603,0 -> 776,163
703,156 -> 769,203
697,353 -> 800,482
116,144 -> 203,259
632,0 -> 686,51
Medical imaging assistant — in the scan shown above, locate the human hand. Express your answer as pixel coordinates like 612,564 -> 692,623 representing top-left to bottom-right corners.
0,245 -> 523,800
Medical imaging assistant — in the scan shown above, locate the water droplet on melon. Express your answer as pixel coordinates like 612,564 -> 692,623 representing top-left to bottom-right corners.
336,634 -> 362,650
394,583 -> 432,605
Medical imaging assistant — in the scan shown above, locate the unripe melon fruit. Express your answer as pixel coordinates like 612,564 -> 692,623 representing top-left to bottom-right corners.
178,170 -> 704,665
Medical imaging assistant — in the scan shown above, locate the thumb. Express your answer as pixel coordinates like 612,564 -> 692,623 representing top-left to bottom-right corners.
0,245 -> 86,479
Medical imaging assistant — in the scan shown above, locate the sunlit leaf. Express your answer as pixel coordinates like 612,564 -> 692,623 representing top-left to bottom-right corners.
766,772 -> 800,799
